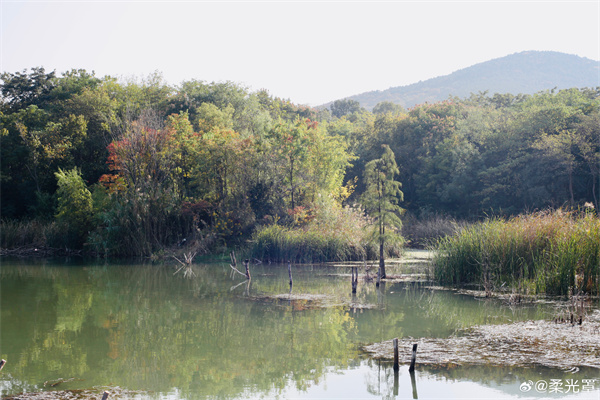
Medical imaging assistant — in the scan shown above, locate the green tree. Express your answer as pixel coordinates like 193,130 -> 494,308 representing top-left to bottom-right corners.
269,117 -> 312,210
97,109 -> 180,255
372,101 -> 405,115
0,67 -> 57,112
361,145 -> 404,279
330,99 -> 363,119
573,112 -> 600,210
55,167 -> 93,247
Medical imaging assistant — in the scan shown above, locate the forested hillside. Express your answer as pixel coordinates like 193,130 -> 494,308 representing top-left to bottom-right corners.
1,68 -> 599,257
338,51 -> 599,110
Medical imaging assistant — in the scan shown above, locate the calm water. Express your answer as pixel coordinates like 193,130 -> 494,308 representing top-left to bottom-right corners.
0,257 -> 598,399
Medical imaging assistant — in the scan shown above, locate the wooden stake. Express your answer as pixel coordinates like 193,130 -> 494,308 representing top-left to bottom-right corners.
409,343 -> 418,372
244,259 -> 251,280
393,338 -> 399,371
351,267 -> 358,294
229,250 -> 249,279
0,359 -> 5,371
101,391 -> 110,400
288,261 -> 293,287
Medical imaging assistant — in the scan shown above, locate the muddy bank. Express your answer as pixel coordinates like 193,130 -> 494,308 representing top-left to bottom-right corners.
363,310 -> 600,369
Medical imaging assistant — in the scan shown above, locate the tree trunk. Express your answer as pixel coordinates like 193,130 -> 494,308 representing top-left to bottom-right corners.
379,240 -> 386,279
378,171 -> 386,280
568,167 -> 574,207
290,157 -> 295,210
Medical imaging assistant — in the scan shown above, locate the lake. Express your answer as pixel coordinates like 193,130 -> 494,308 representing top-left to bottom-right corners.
1,254 -> 598,399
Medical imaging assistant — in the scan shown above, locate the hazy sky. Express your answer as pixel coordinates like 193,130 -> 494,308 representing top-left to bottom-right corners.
2,1 -> 599,106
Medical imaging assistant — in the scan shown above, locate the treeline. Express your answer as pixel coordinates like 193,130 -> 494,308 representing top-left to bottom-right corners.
1,68 -> 599,256
338,90 -> 600,215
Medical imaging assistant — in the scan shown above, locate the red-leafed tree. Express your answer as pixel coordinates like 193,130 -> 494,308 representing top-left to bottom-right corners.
96,110 -> 180,255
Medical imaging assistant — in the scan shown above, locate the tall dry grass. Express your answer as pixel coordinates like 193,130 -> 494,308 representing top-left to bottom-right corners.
402,212 -> 470,248
251,202 -> 403,263
1,219 -> 67,250
433,209 -> 600,295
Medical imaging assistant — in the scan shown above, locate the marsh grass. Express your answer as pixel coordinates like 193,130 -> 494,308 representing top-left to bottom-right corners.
402,212 -> 470,248
433,210 -> 600,295
0,219 -> 68,250
251,203 -> 403,263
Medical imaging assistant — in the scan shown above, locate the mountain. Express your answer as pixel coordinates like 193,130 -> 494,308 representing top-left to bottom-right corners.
331,51 -> 599,110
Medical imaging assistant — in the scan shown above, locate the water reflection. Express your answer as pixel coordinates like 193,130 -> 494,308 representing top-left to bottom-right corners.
1,259 -> 596,399
351,361 -> 599,400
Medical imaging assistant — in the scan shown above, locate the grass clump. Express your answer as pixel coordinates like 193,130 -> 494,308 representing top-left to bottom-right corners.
433,209 -> 600,295
251,200 -> 403,263
0,219 -> 68,250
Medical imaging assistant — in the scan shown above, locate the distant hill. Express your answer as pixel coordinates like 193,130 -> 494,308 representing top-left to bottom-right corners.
329,51 -> 599,110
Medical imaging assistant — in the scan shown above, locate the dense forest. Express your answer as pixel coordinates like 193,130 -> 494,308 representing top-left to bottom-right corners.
1,68 -> 599,257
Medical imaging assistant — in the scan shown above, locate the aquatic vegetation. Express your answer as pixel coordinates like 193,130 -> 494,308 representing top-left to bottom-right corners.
251,201 -> 403,263
433,209 -> 600,295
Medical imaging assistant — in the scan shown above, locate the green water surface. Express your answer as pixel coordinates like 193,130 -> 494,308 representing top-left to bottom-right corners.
0,257 -> 597,399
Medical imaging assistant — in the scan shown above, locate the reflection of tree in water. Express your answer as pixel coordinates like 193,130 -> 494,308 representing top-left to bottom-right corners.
1,262 -> 362,399
54,281 -> 93,333
416,288 -> 552,332
1,261 -> 562,399
364,358 -> 400,400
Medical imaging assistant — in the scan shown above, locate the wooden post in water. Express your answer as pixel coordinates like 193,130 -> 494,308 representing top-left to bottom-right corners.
351,267 -> 358,294
244,259 -> 251,280
409,343 -> 418,372
0,359 -> 5,371
393,338 -> 399,371
101,391 -> 110,400
288,261 -> 293,288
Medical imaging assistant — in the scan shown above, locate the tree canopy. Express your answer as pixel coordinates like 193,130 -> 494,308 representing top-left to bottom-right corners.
2,67 -> 598,255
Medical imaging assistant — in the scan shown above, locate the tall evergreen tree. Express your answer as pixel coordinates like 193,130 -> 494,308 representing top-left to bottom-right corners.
362,144 -> 404,279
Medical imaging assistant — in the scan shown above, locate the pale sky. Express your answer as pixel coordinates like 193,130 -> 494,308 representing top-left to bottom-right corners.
1,1 -> 599,106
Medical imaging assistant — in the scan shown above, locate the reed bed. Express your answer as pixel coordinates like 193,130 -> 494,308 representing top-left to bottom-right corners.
0,219 -> 66,250
433,210 -> 600,295
402,212 -> 470,248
